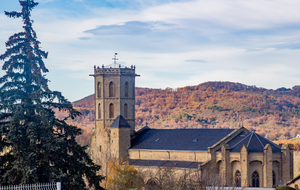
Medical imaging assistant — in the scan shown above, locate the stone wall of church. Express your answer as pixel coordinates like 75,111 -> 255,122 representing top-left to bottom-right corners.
128,144 -> 292,188
213,147 -> 292,188
129,149 -> 210,162
248,160 -> 263,186
232,160 -> 241,185
110,127 -> 131,161
90,120 -> 110,170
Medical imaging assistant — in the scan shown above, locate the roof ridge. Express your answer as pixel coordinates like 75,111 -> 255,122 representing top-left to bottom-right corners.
110,115 -> 131,128
230,132 -> 252,149
255,132 -> 281,149
254,133 -> 265,148
246,132 -> 254,147
208,127 -> 247,151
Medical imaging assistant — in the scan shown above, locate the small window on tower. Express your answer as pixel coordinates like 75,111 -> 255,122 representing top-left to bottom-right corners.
109,81 -> 115,97
125,82 -> 129,97
97,82 -> 101,98
109,103 -> 114,118
124,103 -> 128,118
98,103 -> 101,119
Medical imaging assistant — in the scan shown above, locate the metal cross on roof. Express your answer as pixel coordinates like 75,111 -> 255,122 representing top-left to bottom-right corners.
112,53 -> 118,67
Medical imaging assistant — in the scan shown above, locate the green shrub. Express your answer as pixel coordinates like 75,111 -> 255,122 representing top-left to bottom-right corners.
275,186 -> 296,190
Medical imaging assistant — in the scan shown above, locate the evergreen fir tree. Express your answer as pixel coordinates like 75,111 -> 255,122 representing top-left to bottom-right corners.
0,1 -> 104,189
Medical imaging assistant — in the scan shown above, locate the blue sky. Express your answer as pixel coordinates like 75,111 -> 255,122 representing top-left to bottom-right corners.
1,0 -> 300,102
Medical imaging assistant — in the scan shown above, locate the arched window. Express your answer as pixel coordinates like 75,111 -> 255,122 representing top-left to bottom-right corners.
235,170 -> 241,187
125,82 -> 129,97
98,103 -> 101,119
109,81 -> 115,97
97,82 -> 101,98
124,103 -> 128,118
273,171 -> 276,187
109,103 -> 114,118
252,171 -> 259,187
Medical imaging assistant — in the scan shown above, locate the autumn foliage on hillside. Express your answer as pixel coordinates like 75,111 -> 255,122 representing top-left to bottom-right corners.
134,82 -> 300,141
273,139 -> 300,151
57,81 -> 300,145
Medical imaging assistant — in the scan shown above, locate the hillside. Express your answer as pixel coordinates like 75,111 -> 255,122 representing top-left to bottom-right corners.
62,81 -> 300,145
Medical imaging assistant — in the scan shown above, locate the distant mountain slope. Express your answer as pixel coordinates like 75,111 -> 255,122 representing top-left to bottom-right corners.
73,94 -> 94,109
69,81 -> 300,144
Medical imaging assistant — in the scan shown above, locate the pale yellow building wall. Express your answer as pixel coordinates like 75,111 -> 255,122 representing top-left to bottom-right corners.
195,152 -> 210,162
232,161 -> 241,178
216,152 -> 241,163
248,152 -> 263,162
170,151 -> 195,161
139,150 -> 170,160
129,149 -> 210,162
230,152 -> 241,162
129,150 -> 140,159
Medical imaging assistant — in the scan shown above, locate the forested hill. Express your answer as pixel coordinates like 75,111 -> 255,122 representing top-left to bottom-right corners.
66,81 -> 300,145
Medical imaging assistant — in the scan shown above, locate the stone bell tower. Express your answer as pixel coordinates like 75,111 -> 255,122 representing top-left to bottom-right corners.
89,55 -> 138,174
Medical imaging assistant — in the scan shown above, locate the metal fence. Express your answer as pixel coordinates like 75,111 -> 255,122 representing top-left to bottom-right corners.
0,182 -> 61,190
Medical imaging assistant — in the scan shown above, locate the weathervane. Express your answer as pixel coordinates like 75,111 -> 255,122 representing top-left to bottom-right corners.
112,53 -> 118,68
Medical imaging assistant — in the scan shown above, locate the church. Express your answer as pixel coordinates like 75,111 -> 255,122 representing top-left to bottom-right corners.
89,63 -> 294,188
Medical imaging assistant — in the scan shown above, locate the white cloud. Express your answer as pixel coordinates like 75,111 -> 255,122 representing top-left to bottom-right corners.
138,0 -> 300,29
